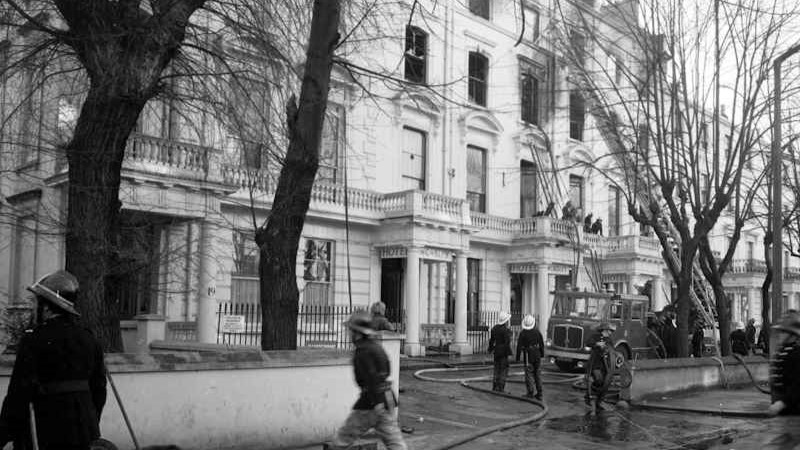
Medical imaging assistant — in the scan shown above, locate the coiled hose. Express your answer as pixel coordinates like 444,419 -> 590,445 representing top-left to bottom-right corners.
411,363 -> 583,450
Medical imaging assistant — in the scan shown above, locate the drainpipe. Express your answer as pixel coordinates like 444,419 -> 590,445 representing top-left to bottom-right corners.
442,1 -> 454,197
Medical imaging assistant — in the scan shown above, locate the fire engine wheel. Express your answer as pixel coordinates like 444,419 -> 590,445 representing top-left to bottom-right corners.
614,345 -> 631,367
555,360 -> 578,372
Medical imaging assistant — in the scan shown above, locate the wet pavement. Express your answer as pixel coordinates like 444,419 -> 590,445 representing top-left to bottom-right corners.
387,355 -> 800,450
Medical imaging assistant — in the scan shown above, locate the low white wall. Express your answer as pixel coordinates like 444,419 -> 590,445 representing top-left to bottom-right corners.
627,356 -> 769,401
0,347 -> 358,449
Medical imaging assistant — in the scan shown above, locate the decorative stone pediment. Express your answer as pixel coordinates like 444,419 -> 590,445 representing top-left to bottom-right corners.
566,142 -> 596,165
514,127 -> 549,158
459,110 -> 504,149
392,91 -> 442,126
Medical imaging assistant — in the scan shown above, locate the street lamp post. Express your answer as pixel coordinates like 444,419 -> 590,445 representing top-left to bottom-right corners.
772,43 -> 800,325
771,43 -> 800,402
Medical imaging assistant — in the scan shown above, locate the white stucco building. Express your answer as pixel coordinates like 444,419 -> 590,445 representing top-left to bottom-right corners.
0,0 -> 795,355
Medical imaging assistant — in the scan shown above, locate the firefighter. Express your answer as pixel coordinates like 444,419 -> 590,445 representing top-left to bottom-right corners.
370,301 -> 396,332
330,310 -> 406,450
488,311 -> 513,393
585,322 -> 616,413
0,270 -> 107,450
730,322 -> 749,356
516,314 -> 545,400
768,313 -> 800,416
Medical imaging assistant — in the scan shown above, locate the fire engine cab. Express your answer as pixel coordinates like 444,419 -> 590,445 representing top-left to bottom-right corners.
546,290 -> 658,372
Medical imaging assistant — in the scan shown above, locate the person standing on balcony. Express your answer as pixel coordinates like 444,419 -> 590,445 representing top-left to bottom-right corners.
583,213 -> 593,232
562,201 -> 576,220
591,218 -> 603,236
370,302 -> 396,332
488,312 -> 513,393
0,270 -> 107,450
330,311 -> 406,450
516,315 -> 545,400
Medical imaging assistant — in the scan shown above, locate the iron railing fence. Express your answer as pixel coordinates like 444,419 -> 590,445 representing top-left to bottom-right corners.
467,310 -> 524,353
214,302 -> 405,350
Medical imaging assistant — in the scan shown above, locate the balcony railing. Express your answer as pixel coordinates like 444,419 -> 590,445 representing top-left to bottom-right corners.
731,259 -> 768,274
605,235 -> 661,257
124,133 -> 213,180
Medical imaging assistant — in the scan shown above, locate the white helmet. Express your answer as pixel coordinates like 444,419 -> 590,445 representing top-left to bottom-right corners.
497,311 -> 511,325
522,315 -> 536,330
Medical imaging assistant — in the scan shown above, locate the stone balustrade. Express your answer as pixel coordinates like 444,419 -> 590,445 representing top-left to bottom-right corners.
124,133 -> 213,180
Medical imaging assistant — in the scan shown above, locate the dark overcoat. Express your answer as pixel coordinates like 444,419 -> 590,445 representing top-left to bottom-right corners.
0,316 -> 107,449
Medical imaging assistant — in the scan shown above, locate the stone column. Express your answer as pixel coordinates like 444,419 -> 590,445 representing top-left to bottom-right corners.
536,264 -> 550,335
749,288 -> 761,323
403,247 -> 424,356
651,276 -> 666,312
523,273 -> 534,315
196,220 -> 219,344
450,251 -> 472,355
369,247 -> 381,304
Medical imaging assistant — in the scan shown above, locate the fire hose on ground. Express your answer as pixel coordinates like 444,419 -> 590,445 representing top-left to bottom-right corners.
410,361 -> 584,450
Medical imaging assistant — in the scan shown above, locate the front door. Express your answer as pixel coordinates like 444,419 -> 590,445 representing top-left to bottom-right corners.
511,274 -> 524,325
381,259 -> 404,323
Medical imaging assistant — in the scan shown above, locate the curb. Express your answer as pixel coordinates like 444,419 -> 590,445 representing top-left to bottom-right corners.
632,401 -> 772,418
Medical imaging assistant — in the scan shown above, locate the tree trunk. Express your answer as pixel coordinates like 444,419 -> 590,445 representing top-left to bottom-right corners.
65,88 -> 146,352
256,0 -> 340,350
713,286 -> 731,356
675,267 -> 692,357
762,232 -> 773,337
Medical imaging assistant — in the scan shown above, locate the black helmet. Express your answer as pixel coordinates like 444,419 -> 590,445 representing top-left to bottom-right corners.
597,322 -> 616,332
27,270 -> 80,316
346,310 -> 375,335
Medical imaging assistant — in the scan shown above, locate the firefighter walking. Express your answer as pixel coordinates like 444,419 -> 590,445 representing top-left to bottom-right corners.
488,312 -> 513,393
329,310 -> 406,450
585,322 -> 616,413
516,314 -> 545,400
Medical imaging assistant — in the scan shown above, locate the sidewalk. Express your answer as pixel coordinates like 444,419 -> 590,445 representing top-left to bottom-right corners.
634,385 -> 773,417
399,352 -> 496,371
294,358 -> 783,449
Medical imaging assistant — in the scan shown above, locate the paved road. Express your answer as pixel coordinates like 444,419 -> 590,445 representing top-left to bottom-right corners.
396,361 -> 799,450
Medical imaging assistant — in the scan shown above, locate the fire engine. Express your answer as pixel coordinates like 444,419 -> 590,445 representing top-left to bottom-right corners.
546,290 -> 659,372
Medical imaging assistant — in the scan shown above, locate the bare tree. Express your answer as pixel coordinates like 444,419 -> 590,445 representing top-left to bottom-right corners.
555,0 -> 800,356
1,0 -> 208,350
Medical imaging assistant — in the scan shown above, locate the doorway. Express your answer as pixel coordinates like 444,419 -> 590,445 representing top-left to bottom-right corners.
381,259 -> 404,323
511,274 -> 524,325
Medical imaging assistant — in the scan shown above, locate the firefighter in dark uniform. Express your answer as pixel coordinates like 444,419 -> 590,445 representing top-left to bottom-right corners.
585,322 -> 616,413
769,313 -> 800,416
516,314 -> 545,400
0,270 -> 107,450
330,310 -> 406,450
488,311 -> 513,393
